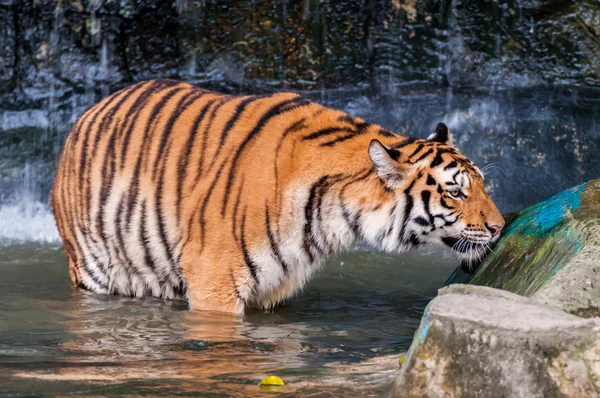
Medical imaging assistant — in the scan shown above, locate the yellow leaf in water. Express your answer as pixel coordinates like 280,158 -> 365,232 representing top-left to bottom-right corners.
259,375 -> 284,386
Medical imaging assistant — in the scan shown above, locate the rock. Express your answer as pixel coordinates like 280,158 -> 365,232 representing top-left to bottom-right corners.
1,0 -> 600,111
449,180 -> 600,317
393,285 -> 600,398
532,244 -> 600,318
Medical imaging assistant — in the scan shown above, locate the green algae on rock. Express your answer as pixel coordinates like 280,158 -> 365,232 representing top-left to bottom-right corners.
450,180 -> 600,316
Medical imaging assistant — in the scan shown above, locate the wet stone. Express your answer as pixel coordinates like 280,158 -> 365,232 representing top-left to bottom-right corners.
449,179 -> 600,317
393,285 -> 600,398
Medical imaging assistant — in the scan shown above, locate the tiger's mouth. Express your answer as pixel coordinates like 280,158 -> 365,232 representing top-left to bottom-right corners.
441,236 -> 488,254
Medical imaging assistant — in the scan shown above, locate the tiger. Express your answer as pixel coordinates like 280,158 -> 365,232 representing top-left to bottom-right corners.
51,79 -> 504,314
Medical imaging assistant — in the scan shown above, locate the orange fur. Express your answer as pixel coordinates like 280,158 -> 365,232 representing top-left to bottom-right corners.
51,79 -> 503,314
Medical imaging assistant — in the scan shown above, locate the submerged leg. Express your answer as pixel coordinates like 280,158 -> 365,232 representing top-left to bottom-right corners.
180,248 -> 247,314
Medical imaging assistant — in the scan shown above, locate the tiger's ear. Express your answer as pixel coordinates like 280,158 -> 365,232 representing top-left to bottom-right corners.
368,140 -> 407,188
428,122 -> 453,146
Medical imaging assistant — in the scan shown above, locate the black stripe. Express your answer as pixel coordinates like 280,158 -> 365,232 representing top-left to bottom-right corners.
265,203 -> 289,273
338,168 -> 374,196
452,170 -> 461,183
444,218 -> 459,227
153,92 -> 207,281
219,95 -> 263,146
196,97 -> 233,182
400,179 -> 416,241
338,115 -> 355,124
320,133 -> 356,147
303,174 -> 344,261
125,86 -> 185,230
78,83 -> 141,225
96,116 -> 120,254
337,115 -> 370,132
314,174 -> 345,251
302,126 -> 353,141
74,237 -> 109,289
114,195 -> 143,291
414,148 -> 434,163
440,197 -> 454,209
230,269 -> 245,305
199,155 -> 231,248
444,160 -> 458,170
119,81 -> 171,167
152,90 -> 202,181
341,204 -> 361,238
303,176 -> 329,262
430,152 -> 444,167
177,98 -> 218,220
408,233 -> 421,246
378,128 -> 396,137
273,118 -> 309,242
393,137 -> 419,149
212,95 -> 267,166
338,168 -> 374,240
408,144 -> 425,158
426,175 -> 436,186
155,141 -> 178,278
141,87 -> 186,172
274,117 -> 308,208
231,177 -> 245,242
221,97 -> 311,215
240,210 -> 259,283
80,256 -> 109,290
139,200 -> 158,272
421,190 -> 435,225
414,216 -> 429,226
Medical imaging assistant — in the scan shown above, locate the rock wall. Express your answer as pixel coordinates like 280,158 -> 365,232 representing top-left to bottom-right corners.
1,0 -> 599,110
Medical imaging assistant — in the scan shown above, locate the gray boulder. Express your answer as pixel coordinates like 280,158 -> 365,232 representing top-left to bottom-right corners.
393,285 -> 600,398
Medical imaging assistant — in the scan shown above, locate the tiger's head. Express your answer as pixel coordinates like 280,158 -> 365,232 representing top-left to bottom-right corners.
363,122 -> 504,263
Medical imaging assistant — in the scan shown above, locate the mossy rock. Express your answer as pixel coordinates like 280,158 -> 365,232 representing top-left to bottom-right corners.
447,180 -> 600,316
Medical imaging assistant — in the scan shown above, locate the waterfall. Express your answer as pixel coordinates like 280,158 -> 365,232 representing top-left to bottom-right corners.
0,160 -> 60,245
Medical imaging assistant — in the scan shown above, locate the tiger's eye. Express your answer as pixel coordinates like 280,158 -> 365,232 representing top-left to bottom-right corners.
449,189 -> 461,198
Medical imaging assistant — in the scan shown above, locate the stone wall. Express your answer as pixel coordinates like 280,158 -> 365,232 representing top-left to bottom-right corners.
1,0 -> 599,110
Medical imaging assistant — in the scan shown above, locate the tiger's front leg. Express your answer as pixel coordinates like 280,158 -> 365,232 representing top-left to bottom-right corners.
180,243 -> 247,314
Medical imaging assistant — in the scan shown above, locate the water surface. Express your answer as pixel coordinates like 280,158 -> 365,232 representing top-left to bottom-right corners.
0,243 -> 456,395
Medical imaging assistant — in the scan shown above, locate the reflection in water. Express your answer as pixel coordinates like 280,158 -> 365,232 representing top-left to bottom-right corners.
0,244 -> 455,395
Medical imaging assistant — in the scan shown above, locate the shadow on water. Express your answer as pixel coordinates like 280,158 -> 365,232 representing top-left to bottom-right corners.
0,244 -> 456,395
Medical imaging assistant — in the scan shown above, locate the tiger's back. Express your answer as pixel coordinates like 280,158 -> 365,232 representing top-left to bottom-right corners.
52,79 -> 504,313
52,79 -> 319,308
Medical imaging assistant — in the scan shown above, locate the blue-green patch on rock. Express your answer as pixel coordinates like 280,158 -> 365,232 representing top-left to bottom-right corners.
449,180 -> 600,316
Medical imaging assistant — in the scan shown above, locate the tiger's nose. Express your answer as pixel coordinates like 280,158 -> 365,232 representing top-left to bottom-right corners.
486,223 -> 504,236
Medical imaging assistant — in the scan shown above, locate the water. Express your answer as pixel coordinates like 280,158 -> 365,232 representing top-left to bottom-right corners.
0,243 -> 456,395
